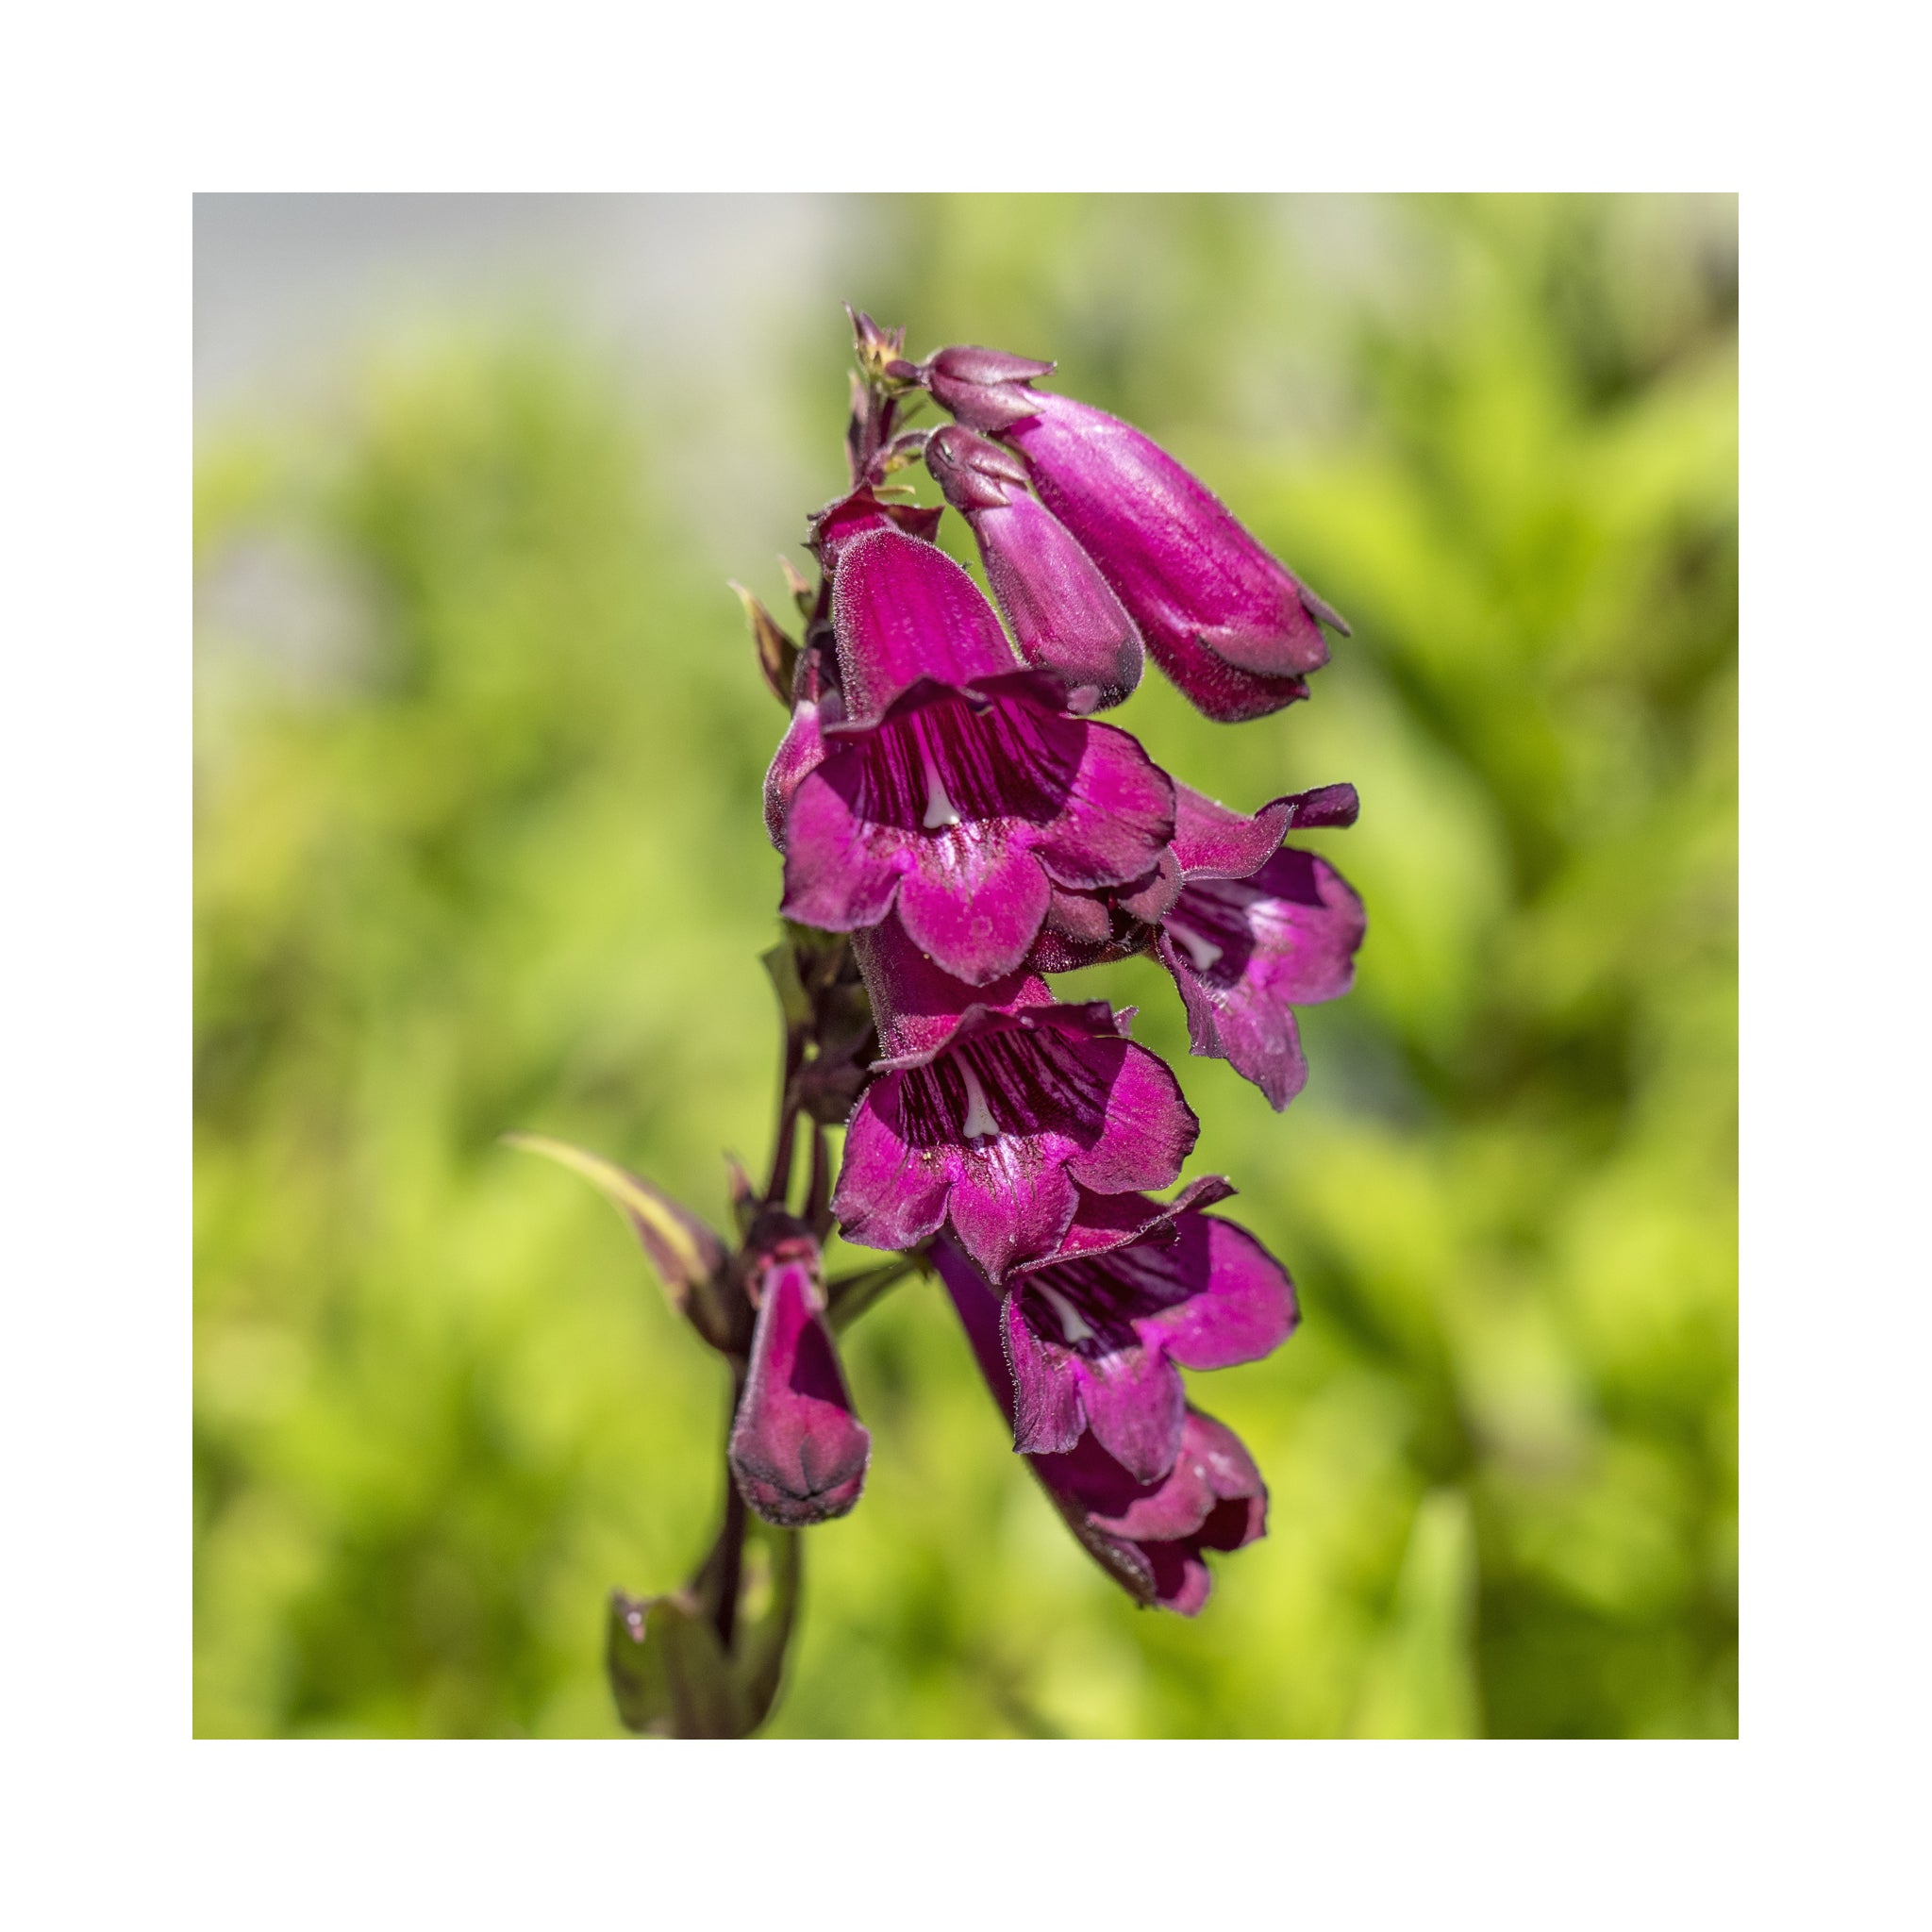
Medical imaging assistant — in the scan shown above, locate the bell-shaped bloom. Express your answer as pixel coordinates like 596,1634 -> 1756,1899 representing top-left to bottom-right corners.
938,1237 -> 1269,1614
1156,782 -> 1366,1110
778,527 -> 1174,985
924,424 -> 1143,708
998,1182 -> 1299,1482
728,1225 -> 871,1527
919,346 -> 1349,724
831,922 -> 1198,1282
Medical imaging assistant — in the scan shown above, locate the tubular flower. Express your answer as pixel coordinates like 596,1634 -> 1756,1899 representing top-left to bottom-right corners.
1018,780 -> 1365,1112
727,1218 -> 871,1527
830,921 -> 1198,1283
937,1237 -> 1269,1614
1155,781 -> 1367,1109
918,344 -> 1350,723
999,1182 -> 1299,1482
924,424 -> 1144,709
777,527 -> 1174,985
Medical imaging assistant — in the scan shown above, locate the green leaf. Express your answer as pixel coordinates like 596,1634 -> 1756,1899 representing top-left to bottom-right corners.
607,1589 -> 750,1739
504,1133 -> 725,1314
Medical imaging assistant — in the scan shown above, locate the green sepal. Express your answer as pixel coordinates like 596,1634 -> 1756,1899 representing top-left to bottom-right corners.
607,1589 -> 749,1740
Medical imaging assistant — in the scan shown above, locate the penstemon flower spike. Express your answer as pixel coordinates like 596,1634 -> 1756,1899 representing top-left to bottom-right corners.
513,308 -> 1366,1734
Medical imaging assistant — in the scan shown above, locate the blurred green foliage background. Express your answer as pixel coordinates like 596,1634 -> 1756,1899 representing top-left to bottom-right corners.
194,194 -> 1737,1738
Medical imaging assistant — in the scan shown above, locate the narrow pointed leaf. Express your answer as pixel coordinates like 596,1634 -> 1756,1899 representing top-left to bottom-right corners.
730,581 -> 800,706
504,1133 -> 725,1314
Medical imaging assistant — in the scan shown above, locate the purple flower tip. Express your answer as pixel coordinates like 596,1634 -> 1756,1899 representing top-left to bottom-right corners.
925,425 -> 1145,709
808,486 -> 943,578
728,1231 -> 871,1527
919,344 -> 1058,432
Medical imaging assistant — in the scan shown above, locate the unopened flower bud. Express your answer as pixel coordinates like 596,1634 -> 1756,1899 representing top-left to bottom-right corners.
728,1224 -> 871,1526
919,344 -> 1058,432
925,425 -> 1144,708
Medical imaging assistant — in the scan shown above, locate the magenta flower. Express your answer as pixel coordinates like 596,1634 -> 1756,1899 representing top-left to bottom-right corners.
924,424 -> 1144,709
830,922 -> 1198,1282
938,1237 -> 1269,1614
1020,780 -> 1365,1111
777,527 -> 1175,985
1157,782 -> 1366,1109
999,1182 -> 1298,1482
919,345 -> 1350,723
727,1223 -> 871,1527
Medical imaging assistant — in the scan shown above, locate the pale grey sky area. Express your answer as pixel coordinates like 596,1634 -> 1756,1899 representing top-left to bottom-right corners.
194,194 -> 893,577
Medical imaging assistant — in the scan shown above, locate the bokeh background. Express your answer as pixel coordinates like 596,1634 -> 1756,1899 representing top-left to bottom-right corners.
194,193 -> 1738,1739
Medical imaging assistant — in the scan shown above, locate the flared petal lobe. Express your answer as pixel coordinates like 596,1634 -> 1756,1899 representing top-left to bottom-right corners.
728,1245 -> 871,1527
829,525 -> 1017,722
1158,844 -> 1366,1110
937,1241 -> 1270,1614
1002,1194 -> 1297,1480
832,924 -> 1198,1282
778,669 -> 1174,986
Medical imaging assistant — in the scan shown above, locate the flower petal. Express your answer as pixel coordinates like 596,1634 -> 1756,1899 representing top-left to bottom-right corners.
728,1255 -> 871,1527
1158,849 -> 1366,1108
1061,1036 -> 1199,1194
831,526 -> 1017,722
1170,780 -> 1360,881
828,1072 -> 952,1254
1029,718 -> 1175,892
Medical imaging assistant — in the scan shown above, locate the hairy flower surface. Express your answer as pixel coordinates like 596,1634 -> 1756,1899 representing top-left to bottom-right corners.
727,1225 -> 870,1527
924,424 -> 1144,708
939,1238 -> 1269,1614
831,923 -> 1197,1281
1000,1183 -> 1298,1482
920,345 -> 1349,723
778,527 -> 1174,984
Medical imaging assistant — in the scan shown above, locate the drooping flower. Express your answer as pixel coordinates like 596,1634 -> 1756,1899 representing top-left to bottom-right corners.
1021,780 -> 1366,1111
924,424 -> 1144,709
830,920 -> 1198,1282
919,345 -> 1350,723
1155,782 -> 1366,1109
727,1218 -> 871,1527
937,1237 -> 1269,1615
998,1182 -> 1299,1482
777,526 -> 1175,985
